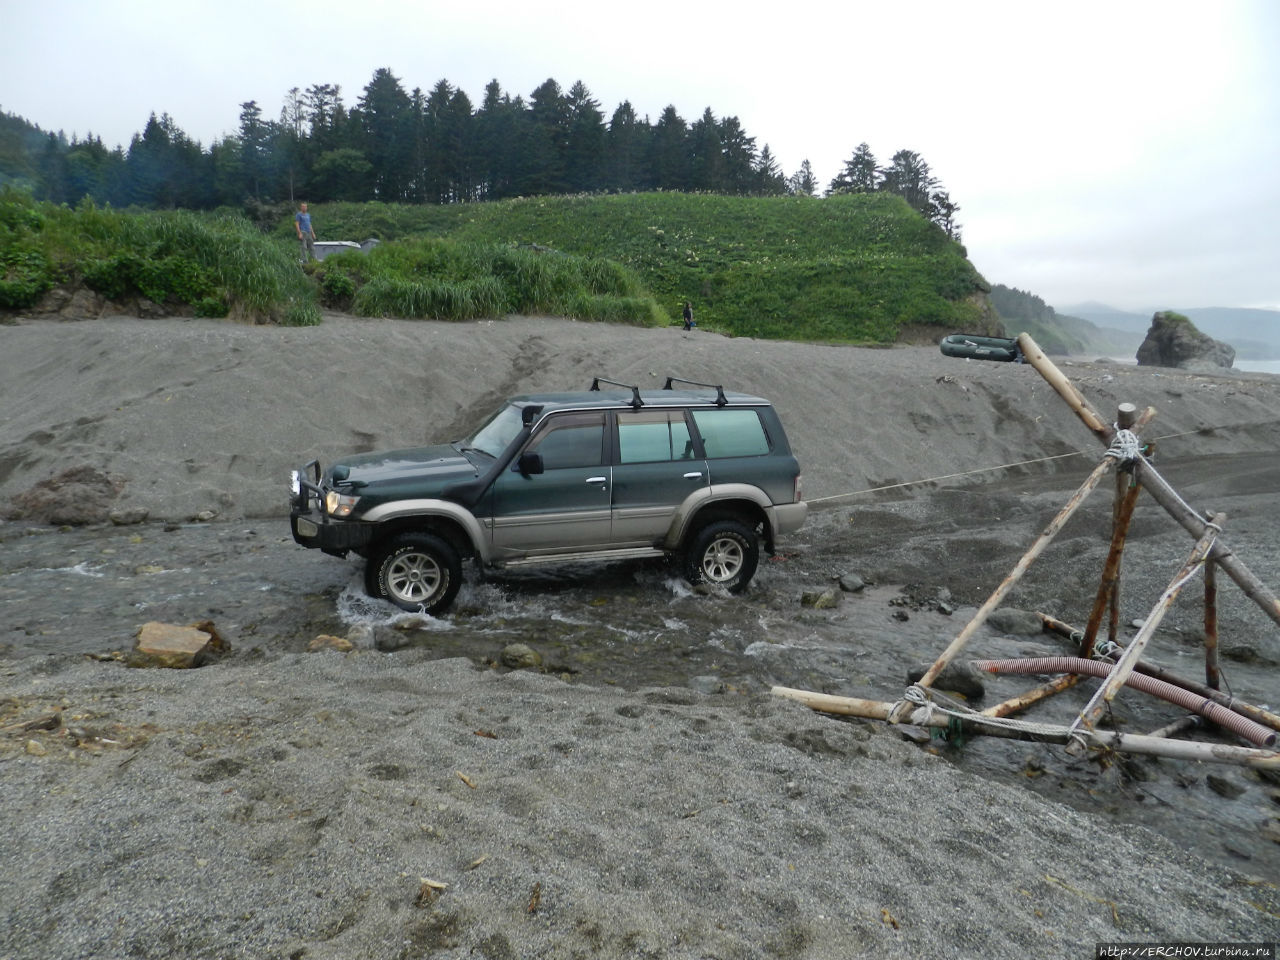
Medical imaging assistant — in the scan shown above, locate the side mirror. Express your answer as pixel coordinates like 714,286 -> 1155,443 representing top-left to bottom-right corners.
516,452 -> 544,476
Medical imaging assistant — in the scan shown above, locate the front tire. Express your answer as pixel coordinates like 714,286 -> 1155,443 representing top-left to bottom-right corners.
367,533 -> 463,614
683,519 -> 759,593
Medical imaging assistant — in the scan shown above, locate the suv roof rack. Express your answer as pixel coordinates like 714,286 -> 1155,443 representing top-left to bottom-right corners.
663,376 -> 728,407
589,377 -> 643,409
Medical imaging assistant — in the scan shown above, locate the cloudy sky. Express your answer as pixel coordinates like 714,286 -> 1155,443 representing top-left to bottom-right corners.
4,0 -> 1277,312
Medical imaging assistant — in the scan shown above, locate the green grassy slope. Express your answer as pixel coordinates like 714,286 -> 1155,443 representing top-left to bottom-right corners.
0,189 -> 320,324
302,192 -> 996,344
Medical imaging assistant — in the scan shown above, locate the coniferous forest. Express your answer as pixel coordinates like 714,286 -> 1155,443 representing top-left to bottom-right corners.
0,69 -> 961,239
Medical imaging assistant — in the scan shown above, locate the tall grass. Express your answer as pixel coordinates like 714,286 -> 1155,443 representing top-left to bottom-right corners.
301,191 -> 993,343
0,188 -> 320,324
320,237 -> 660,324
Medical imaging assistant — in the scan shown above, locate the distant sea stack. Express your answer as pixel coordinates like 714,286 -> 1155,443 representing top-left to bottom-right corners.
1136,311 -> 1235,371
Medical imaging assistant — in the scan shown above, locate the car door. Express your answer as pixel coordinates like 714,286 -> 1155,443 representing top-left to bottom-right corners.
488,411 -> 611,557
610,408 -> 709,546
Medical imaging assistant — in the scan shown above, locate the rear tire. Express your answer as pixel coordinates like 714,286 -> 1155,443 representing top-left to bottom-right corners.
683,519 -> 759,593
367,532 -> 463,614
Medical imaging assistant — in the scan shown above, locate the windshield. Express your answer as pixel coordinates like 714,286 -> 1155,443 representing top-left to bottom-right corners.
463,403 -> 526,458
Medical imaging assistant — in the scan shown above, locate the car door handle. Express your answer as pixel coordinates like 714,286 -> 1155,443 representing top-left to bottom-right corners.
683,472 -> 703,479
586,476 -> 607,484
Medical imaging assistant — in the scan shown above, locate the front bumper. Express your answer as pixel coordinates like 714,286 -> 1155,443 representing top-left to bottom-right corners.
289,460 -> 373,555
290,505 -> 374,555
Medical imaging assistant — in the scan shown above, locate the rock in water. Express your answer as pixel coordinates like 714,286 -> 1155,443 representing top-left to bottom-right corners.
1136,311 -> 1235,371
907,660 -> 986,700
133,621 -> 222,668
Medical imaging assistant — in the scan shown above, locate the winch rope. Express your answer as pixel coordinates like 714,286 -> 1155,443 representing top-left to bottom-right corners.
806,421 -> 1279,507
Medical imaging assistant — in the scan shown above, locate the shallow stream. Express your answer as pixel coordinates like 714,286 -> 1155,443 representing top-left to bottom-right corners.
4,464 -> 1279,881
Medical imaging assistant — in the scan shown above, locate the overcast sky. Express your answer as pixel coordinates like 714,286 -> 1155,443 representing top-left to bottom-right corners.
4,0 -> 1277,312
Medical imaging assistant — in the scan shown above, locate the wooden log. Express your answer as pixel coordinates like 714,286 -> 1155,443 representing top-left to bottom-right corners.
1204,559 -> 1221,690
1134,459 -> 1280,629
1065,513 -> 1225,754
1081,478 -> 1143,658
1038,612 -> 1083,646
1015,335 -> 1280,631
1016,334 -> 1111,443
885,453 -> 1115,723
771,686 -> 1280,769
1147,715 -> 1202,739
980,673 -> 1080,719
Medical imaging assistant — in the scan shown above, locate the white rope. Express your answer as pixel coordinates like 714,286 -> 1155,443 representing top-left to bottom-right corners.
806,419 -> 1280,509
901,683 -> 1073,740
1104,426 -> 1142,462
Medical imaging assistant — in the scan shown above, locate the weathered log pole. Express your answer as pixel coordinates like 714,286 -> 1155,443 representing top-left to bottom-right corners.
1038,612 -> 1083,645
1204,559 -> 1221,690
1016,334 -> 1112,443
980,673 -> 1081,719
885,454 -> 1115,724
1018,331 -> 1280,630
1083,403 -> 1155,657
1065,513 -> 1225,754
1147,715 -> 1202,740
1082,477 -> 1144,658
1036,611 -> 1280,734
771,687 -> 1280,769
1134,458 -> 1280,629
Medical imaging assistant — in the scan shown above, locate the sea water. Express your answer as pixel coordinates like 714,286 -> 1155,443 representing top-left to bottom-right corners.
1105,357 -> 1280,375
1236,358 -> 1280,375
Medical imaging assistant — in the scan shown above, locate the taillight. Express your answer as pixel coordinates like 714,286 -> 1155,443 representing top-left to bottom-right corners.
794,474 -> 803,502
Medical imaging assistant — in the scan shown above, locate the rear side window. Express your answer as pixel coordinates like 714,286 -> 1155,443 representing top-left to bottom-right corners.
692,408 -> 770,458
617,410 -> 695,463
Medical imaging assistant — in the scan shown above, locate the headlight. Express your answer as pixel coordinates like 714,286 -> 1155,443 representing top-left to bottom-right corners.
289,471 -> 301,497
325,491 -> 360,518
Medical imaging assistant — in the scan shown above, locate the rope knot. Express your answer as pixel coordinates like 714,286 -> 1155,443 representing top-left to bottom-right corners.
1105,427 -> 1142,462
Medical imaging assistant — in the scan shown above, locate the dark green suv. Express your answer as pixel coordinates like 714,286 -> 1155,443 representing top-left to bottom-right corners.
289,377 -> 807,613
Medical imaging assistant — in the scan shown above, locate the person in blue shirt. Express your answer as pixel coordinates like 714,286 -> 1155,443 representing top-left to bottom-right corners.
295,203 -> 316,262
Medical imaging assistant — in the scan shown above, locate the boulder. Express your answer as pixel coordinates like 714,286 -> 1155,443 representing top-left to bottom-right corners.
1135,311 -> 1234,371
987,608 -> 1044,636
801,589 -> 840,609
133,621 -> 223,668
907,659 -> 986,700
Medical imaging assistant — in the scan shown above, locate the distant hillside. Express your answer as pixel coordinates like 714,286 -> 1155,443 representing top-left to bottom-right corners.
989,286 -> 1137,356
1062,303 -> 1280,359
305,192 -> 997,344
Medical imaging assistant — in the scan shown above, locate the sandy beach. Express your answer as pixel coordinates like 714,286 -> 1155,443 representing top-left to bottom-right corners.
3,313 -> 1280,958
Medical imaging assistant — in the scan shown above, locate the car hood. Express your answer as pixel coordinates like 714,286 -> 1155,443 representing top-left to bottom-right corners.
328,444 -> 481,488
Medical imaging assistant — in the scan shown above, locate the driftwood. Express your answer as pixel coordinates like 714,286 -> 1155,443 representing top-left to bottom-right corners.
1019,331 -> 1280,630
1065,513 -> 1226,753
1204,559 -> 1221,690
772,687 -> 1280,769
785,334 -> 1280,768
886,454 -> 1116,723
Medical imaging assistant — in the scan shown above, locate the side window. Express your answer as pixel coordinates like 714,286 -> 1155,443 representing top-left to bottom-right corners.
528,413 -> 605,469
618,410 -> 695,464
692,409 -> 770,458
